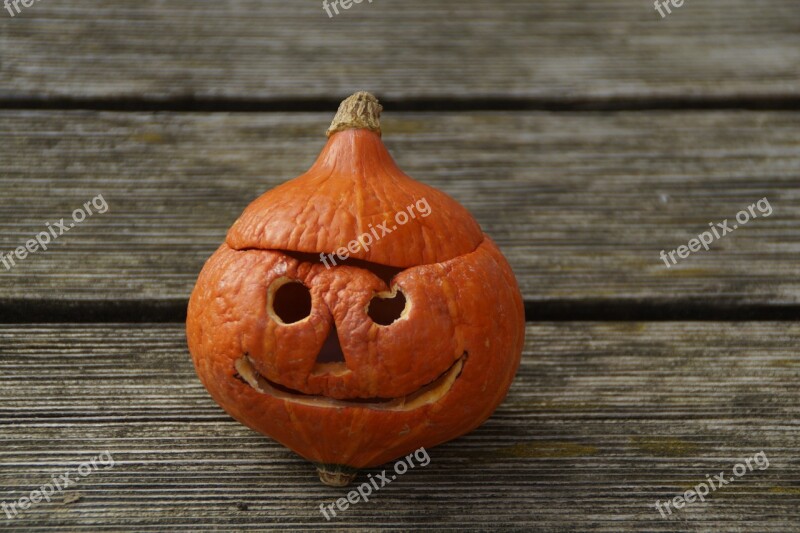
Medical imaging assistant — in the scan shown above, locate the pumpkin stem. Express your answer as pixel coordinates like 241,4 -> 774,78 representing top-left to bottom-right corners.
315,463 -> 359,487
326,91 -> 383,138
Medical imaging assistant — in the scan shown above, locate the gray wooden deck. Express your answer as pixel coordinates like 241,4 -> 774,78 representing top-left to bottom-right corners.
1,1 -> 799,531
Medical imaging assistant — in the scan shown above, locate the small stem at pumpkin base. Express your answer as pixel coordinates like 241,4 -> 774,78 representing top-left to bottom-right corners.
315,463 -> 359,487
326,91 -> 383,138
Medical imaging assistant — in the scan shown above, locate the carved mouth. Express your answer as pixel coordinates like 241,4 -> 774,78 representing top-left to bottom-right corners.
234,353 -> 466,411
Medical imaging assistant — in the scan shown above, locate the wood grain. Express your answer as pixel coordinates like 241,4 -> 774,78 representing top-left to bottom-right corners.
0,323 -> 797,531
0,1 -> 798,102
0,110 -> 798,310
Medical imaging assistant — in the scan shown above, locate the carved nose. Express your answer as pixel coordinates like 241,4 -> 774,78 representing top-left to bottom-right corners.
316,326 -> 346,364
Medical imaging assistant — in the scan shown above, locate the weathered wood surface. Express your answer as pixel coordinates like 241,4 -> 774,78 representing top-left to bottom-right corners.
0,1 -> 798,102
1,110 -> 798,311
0,323 -> 797,531
2,2 -> 798,530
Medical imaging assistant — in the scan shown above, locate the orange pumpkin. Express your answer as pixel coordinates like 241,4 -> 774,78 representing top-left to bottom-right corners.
186,92 -> 525,486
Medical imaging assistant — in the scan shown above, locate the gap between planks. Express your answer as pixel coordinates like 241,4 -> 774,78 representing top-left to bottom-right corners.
1,299 -> 799,324
2,95 -> 800,113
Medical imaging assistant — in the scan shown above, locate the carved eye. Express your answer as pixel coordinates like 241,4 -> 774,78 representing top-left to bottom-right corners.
269,279 -> 312,325
368,289 -> 407,326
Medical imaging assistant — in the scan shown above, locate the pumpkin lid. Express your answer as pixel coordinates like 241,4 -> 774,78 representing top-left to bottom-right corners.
226,92 -> 483,268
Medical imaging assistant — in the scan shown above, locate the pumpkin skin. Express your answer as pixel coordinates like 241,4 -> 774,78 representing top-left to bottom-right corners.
186,92 -> 525,485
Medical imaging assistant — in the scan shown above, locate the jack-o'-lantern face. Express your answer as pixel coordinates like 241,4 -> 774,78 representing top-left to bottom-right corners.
186,93 -> 524,486
234,258 -> 467,411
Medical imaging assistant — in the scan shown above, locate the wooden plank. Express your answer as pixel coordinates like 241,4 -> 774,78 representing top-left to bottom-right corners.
0,323 -> 798,531
1,110 -> 799,308
0,0 -> 798,102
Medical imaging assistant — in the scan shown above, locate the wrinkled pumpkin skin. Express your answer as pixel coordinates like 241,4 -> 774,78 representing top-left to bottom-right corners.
187,238 -> 522,468
186,94 -> 525,473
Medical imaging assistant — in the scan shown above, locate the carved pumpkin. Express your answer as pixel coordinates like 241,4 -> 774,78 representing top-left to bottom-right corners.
186,92 -> 525,486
